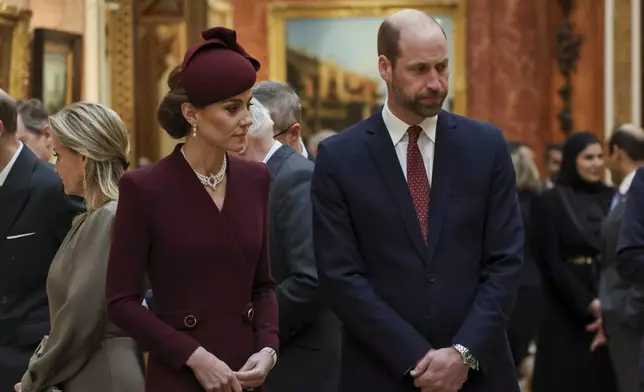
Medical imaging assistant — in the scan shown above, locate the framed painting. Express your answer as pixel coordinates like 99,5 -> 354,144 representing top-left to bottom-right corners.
267,0 -> 467,135
31,28 -> 83,114
0,5 -> 31,99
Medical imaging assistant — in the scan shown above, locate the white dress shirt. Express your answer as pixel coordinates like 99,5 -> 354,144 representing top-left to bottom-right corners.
381,103 -> 437,185
0,141 -> 23,187
619,169 -> 637,195
300,139 -> 308,159
263,140 -> 282,164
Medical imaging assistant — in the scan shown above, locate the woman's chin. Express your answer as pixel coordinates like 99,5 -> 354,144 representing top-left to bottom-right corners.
228,141 -> 246,154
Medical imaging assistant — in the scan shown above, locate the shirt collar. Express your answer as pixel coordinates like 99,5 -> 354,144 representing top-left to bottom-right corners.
300,139 -> 308,158
0,141 -> 23,187
382,100 -> 437,146
262,140 -> 282,164
619,169 -> 638,195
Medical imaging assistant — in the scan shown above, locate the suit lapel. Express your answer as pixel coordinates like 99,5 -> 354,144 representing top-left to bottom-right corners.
365,112 -> 427,262
266,145 -> 295,181
426,111 -> 458,265
0,146 -> 37,246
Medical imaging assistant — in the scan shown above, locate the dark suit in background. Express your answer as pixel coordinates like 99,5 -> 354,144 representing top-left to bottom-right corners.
617,167 -> 644,284
0,146 -> 81,390
507,189 -> 542,367
617,167 -> 644,390
312,110 -> 523,392
263,144 -> 340,392
600,185 -> 644,392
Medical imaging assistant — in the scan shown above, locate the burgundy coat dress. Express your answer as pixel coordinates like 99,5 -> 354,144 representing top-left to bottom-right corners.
106,144 -> 279,392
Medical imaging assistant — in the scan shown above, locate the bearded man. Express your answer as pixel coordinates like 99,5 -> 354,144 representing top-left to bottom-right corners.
311,9 -> 524,392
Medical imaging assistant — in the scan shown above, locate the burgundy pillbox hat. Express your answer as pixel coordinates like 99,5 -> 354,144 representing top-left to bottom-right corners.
181,27 -> 260,107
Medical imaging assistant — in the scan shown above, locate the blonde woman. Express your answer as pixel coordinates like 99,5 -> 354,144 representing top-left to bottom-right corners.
14,102 -> 144,392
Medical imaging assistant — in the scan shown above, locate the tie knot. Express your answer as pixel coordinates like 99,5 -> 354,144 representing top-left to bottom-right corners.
407,126 -> 423,143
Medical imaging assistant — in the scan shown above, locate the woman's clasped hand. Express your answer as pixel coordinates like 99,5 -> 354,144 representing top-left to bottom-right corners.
186,347 -> 274,392
187,347 -> 242,392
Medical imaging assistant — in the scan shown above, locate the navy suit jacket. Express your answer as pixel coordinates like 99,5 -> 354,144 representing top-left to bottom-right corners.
617,167 -> 644,285
311,110 -> 523,392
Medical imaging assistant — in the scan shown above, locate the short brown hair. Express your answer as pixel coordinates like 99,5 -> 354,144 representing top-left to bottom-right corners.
377,16 -> 447,68
17,99 -> 49,135
377,20 -> 401,67
0,96 -> 17,134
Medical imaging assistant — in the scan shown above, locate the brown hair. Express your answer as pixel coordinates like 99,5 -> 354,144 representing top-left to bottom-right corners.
157,66 -> 196,139
17,99 -> 48,135
0,95 -> 17,134
377,20 -> 402,67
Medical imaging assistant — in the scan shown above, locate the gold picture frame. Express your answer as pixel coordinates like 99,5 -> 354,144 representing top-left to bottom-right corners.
31,28 -> 83,114
0,4 -> 32,99
267,0 -> 467,134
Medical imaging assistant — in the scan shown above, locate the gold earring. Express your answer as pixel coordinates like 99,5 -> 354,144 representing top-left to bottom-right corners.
192,124 -> 197,137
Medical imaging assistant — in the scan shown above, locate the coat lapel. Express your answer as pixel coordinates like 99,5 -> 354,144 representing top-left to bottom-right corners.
266,144 -> 295,181
426,111 -> 458,265
0,146 -> 37,246
365,112 -> 427,262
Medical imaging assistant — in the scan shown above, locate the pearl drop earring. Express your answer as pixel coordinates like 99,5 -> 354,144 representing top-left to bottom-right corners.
192,124 -> 197,137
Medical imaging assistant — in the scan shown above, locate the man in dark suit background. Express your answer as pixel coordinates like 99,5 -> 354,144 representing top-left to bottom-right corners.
617,165 -> 644,391
252,81 -> 316,163
312,10 -> 523,392
236,98 -> 340,391
599,124 -> 644,392
0,89 -> 81,390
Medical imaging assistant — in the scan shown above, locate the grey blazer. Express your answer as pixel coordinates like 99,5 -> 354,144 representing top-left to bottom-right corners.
20,201 -> 144,392
263,144 -> 341,392
599,192 -> 644,327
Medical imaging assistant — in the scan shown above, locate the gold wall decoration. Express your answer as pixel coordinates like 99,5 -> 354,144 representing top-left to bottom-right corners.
0,4 -> 32,99
207,0 -> 233,28
267,0 -> 467,134
106,0 -> 137,167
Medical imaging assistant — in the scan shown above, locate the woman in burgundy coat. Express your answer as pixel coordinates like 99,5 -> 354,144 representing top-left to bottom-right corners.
106,27 -> 279,392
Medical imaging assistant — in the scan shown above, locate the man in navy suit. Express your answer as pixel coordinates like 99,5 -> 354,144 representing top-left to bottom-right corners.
617,167 -> 644,284
311,9 -> 523,392
616,167 -> 644,390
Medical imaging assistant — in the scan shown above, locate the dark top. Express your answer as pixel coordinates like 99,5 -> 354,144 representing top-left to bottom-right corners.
531,185 -> 617,392
106,144 -> 279,392
0,146 -> 81,345
517,189 -> 540,286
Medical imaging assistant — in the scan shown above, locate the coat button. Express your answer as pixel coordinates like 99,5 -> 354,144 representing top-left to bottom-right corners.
184,315 -> 197,328
426,274 -> 435,283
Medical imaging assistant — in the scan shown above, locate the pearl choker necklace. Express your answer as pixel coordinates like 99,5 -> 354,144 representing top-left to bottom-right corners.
181,147 -> 227,190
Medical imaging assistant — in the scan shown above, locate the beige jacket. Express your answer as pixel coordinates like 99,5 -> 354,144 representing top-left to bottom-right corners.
21,201 -> 144,392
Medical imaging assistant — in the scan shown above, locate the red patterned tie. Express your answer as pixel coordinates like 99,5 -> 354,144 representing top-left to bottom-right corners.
407,126 -> 430,244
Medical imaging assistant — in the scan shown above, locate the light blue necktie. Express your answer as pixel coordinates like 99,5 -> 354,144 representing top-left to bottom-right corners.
609,192 -> 622,213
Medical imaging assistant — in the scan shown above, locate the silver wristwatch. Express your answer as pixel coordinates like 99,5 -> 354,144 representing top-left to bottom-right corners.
260,347 -> 278,368
452,344 -> 479,370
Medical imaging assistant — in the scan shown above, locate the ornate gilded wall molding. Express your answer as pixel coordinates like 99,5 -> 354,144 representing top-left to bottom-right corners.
106,0 -> 136,167
0,4 -> 32,99
555,0 -> 583,134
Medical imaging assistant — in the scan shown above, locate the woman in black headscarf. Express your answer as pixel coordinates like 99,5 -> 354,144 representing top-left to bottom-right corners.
531,132 -> 617,392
